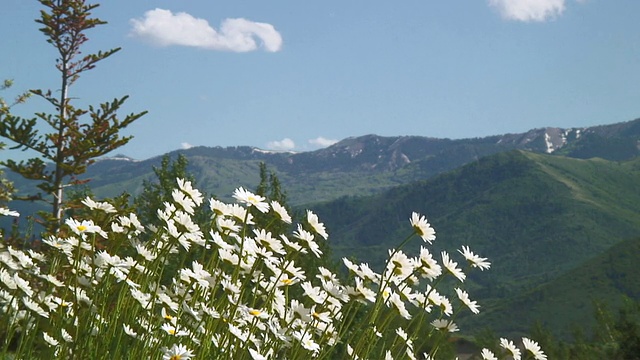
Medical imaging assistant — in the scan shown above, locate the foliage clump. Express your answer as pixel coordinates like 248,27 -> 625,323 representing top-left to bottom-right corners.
0,0 -> 146,232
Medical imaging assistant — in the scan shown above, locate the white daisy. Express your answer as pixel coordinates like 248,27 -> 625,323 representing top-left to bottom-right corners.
306,210 -> 328,240
41,274 -> 64,287
228,203 -> 254,224
441,251 -> 466,282
388,292 -> 411,320
249,348 -> 271,360
410,212 -> 436,243
522,337 -> 547,360
350,277 -> 376,303
271,200 -> 292,223
500,338 -> 521,360
209,198 -> 230,216
43,332 -> 59,347
81,197 -> 117,213
177,178 -> 203,205
6,247 -> 33,269
233,187 -> 269,213
172,189 -> 196,215
342,258 -> 360,274
161,323 -> 189,337
61,328 -> 73,342
294,224 -> 322,257
358,263 -> 380,283
162,343 -> 194,360
455,288 -> 480,314
13,273 -> 34,297
216,217 -> 240,233
23,297 -> 49,318
458,245 -> 491,270
387,249 -> 415,280
123,324 -> 138,338
135,243 -> 157,261
481,348 -> 497,360
0,207 -> 19,217
418,247 -> 442,280
301,281 -> 327,304
431,319 -> 459,332
280,234 -> 303,252
292,330 -> 320,353
254,228 -> 285,254
65,218 -> 107,238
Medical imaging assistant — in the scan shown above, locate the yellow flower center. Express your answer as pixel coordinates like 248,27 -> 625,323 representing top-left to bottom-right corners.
170,356 -> 182,360
249,309 -> 261,316
280,279 -> 293,285
392,261 -> 404,275
77,225 -> 87,232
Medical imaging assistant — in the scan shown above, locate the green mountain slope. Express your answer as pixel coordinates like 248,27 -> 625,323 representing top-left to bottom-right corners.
468,235 -> 640,339
311,151 -> 640,338
315,151 -> 640,284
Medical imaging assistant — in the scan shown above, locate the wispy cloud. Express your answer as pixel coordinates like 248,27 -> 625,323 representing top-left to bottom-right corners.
130,9 -> 283,52
308,137 -> 338,148
181,142 -> 193,150
488,0 -> 567,22
266,138 -> 295,151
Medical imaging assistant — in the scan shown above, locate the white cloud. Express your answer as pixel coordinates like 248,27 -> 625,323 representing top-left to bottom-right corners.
488,0 -> 566,22
308,136 -> 338,148
266,138 -> 295,151
181,142 -> 193,150
130,9 -> 282,52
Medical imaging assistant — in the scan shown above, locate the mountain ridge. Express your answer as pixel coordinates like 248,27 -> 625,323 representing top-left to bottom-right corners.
98,117 -> 640,164
71,117 -> 640,206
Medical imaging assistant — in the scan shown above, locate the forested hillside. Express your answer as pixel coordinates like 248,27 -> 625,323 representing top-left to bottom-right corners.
311,151 -> 640,336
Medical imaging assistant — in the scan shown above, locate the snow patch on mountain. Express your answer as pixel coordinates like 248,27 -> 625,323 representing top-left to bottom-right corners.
96,154 -> 139,162
252,148 -> 296,155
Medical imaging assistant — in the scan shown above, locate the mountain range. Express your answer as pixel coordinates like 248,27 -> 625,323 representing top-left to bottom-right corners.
76,117 -> 640,207
3,117 -> 640,338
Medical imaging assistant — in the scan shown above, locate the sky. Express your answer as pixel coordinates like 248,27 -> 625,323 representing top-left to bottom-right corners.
1,0 -> 640,160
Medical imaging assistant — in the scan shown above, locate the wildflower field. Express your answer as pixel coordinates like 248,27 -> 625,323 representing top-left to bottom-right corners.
0,179 -> 546,359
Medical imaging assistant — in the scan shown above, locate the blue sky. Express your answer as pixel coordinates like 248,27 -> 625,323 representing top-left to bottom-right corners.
1,0 -> 639,160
